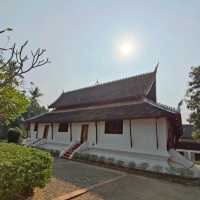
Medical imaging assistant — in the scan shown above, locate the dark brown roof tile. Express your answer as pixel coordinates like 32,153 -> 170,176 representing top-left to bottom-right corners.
49,71 -> 156,109
27,101 -> 175,123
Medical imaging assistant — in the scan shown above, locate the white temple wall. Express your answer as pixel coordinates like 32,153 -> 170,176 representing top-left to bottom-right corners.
30,117 -> 169,156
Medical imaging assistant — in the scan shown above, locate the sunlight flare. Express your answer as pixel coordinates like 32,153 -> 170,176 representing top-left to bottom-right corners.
119,42 -> 133,57
116,37 -> 139,60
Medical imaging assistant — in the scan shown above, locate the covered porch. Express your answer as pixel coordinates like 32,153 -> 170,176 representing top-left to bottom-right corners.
26,100 -> 182,153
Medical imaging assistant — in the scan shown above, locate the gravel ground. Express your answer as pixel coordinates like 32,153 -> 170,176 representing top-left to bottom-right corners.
31,178 -> 79,200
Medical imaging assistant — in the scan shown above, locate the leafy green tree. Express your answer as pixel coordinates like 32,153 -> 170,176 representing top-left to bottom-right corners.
0,27 -> 49,123
186,66 -> 200,140
0,86 -> 29,123
23,84 -> 48,119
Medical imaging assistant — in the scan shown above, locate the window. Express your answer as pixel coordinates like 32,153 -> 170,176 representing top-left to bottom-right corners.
105,120 -> 123,134
34,123 -> 38,131
179,151 -> 184,156
27,123 -> 30,131
43,125 -> 49,139
195,153 -> 200,161
58,123 -> 68,132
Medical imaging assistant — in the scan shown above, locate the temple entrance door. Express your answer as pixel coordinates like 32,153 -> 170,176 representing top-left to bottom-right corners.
43,125 -> 49,139
80,124 -> 88,144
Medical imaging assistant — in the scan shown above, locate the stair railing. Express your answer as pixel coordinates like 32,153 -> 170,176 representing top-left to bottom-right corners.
59,140 -> 79,158
26,138 -> 47,147
69,142 -> 88,159
26,138 -> 42,147
36,138 -> 47,146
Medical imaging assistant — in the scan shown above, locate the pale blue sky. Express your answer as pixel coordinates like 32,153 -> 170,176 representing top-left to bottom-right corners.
1,0 -> 200,123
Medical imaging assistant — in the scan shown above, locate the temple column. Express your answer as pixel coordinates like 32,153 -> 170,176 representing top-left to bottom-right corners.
70,123 -> 72,142
51,123 -> 54,140
155,118 -> 159,150
129,120 -> 133,148
95,121 -> 98,145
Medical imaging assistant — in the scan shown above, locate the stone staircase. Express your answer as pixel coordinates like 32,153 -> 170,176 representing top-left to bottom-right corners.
62,142 -> 81,159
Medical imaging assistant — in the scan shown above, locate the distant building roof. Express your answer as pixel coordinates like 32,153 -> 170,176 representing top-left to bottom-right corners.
49,70 -> 156,109
182,124 -> 194,139
177,124 -> 200,151
177,139 -> 200,151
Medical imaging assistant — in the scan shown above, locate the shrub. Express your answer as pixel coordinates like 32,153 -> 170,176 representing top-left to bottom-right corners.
192,130 -> 200,140
0,143 -> 53,200
128,161 -> 136,169
7,127 -> 22,143
176,168 -> 194,177
152,165 -> 163,173
88,154 -> 98,162
137,162 -> 149,170
187,169 -> 194,178
180,168 -> 188,176
165,166 -> 178,175
98,156 -> 106,163
116,160 -> 124,167
50,149 -> 60,157
165,166 -> 194,177
73,152 -> 81,159
106,157 -> 115,165
81,153 -> 90,160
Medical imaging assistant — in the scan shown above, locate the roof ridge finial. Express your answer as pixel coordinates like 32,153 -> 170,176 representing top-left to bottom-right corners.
154,62 -> 159,73
95,79 -> 100,85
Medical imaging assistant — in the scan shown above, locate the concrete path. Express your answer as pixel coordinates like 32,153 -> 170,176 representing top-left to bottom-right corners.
52,159 -> 200,200
74,172 -> 200,200
53,158 -> 124,188
53,174 -> 126,200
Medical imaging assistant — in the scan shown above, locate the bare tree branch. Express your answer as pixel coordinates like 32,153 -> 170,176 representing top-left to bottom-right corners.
0,28 -> 50,86
0,27 -> 13,34
0,28 -> 13,51
13,42 -> 50,76
0,44 -> 16,70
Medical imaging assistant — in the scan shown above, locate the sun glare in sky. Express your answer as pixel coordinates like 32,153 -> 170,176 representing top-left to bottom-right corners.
119,42 -> 133,57
116,37 -> 139,60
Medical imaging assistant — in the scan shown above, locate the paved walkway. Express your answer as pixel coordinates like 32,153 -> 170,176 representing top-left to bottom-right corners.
53,174 -> 126,200
74,174 -> 200,200
53,158 -> 123,188
50,159 -> 200,200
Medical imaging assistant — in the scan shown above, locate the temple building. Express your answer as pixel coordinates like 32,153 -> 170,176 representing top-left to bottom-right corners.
25,68 -> 200,177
